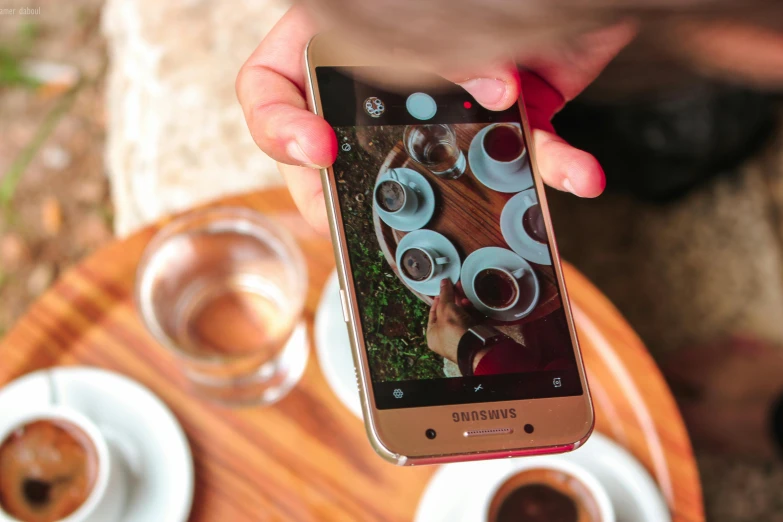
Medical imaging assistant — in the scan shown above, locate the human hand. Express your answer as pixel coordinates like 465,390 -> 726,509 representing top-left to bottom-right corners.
426,279 -> 475,363
236,6 -> 635,234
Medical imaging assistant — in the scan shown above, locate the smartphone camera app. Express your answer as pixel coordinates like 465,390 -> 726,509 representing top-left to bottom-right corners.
316,67 -> 582,410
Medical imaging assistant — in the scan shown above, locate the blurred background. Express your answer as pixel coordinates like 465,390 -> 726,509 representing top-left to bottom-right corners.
0,1 -> 782,520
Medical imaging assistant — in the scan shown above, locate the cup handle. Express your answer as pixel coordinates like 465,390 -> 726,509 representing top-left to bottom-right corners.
511,268 -> 526,279
389,170 -> 399,181
435,256 -> 449,265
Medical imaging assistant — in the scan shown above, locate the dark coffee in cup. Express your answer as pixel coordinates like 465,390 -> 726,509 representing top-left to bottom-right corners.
375,180 -> 406,213
483,124 -> 524,162
0,419 -> 99,522
522,204 -> 547,244
400,248 -> 433,281
474,268 -> 518,309
488,468 -> 602,522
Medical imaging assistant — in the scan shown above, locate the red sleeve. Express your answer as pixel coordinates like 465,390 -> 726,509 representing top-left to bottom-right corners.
474,339 -> 541,376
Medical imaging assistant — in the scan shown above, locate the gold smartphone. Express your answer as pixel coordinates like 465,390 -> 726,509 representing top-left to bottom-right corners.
305,33 -> 594,465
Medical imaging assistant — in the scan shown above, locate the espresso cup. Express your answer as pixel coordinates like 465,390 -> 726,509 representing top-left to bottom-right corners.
472,267 -> 526,312
374,171 -> 419,217
399,246 -> 449,283
0,407 -> 127,522
481,123 -> 527,177
479,460 -> 615,522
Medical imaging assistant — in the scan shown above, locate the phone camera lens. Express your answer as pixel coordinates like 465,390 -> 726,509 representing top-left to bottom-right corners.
524,424 -> 534,434
425,429 -> 437,440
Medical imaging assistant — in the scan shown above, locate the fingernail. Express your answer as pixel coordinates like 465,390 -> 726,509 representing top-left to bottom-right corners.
458,78 -> 507,107
441,279 -> 448,287
563,178 -> 577,195
287,140 -> 319,168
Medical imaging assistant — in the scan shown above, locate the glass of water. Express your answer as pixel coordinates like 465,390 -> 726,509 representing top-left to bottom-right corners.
403,124 -> 466,179
135,207 -> 308,407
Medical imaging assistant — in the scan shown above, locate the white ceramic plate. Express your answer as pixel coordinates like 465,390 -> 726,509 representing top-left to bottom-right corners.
468,125 -> 533,193
500,189 -> 552,266
374,168 -> 436,232
396,229 -> 461,296
0,368 -> 194,522
415,432 -> 671,522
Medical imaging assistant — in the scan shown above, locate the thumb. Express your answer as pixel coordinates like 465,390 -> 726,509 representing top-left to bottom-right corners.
447,63 -> 521,111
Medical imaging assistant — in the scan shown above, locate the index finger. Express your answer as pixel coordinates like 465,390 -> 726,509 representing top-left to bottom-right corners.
236,6 -> 337,167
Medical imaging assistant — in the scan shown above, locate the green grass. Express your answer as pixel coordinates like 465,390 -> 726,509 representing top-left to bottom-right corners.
334,125 -> 445,382
346,228 -> 443,381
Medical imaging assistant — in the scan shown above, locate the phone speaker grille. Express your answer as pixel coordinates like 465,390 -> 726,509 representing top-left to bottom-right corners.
463,427 -> 513,438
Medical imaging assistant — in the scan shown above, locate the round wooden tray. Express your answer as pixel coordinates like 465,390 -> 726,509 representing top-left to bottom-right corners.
0,188 -> 703,521
372,123 -> 560,328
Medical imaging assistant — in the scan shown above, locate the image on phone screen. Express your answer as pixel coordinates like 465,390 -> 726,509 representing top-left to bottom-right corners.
316,67 -> 583,410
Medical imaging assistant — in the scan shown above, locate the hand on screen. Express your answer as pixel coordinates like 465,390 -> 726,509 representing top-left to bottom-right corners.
426,279 -> 474,364
236,6 -> 635,234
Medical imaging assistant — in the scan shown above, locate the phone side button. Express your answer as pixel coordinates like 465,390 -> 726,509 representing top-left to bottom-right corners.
339,289 -> 350,323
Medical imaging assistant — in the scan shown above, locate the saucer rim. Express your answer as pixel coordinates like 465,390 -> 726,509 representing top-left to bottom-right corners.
374,168 -> 436,232
468,125 -> 534,194
414,432 -> 671,522
0,367 -> 195,522
460,246 -> 540,321
395,229 -> 461,296
499,189 -> 552,266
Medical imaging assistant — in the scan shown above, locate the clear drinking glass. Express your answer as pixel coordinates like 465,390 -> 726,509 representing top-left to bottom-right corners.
135,207 -> 308,407
403,124 -> 467,179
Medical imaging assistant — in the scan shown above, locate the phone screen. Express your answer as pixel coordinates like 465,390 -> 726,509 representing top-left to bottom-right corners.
316,66 -> 582,409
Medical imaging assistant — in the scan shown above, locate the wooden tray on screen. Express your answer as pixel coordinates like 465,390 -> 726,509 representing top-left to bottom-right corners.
372,123 -> 560,328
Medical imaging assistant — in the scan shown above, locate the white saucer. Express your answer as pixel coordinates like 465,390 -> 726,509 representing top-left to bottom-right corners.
468,125 -> 533,193
415,432 -> 671,522
0,367 -> 194,522
460,247 -> 540,322
396,229 -> 461,296
500,189 -> 552,266
315,271 -> 363,419
374,168 -> 436,232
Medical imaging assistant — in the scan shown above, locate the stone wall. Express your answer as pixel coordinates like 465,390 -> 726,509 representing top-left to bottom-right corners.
103,0 -> 289,235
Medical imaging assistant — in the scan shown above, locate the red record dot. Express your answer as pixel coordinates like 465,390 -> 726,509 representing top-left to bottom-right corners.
463,101 -> 473,109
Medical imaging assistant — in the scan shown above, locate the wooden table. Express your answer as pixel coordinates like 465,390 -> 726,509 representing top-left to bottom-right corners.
0,188 -> 704,522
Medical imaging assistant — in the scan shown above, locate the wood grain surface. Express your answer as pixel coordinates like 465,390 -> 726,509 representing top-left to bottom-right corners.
372,123 -> 560,326
0,188 -> 703,522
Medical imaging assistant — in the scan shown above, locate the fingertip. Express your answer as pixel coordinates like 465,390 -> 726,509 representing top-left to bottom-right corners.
459,76 -> 520,111
295,115 -> 338,167
248,104 -> 336,168
564,151 -> 606,198
534,129 -> 606,198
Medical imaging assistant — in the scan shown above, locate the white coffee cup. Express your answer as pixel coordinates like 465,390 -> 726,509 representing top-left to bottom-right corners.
460,459 -> 615,522
472,264 -> 541,318
0,407 -> 127,522
481,123 -> 527,176
472,267 -> 526,312
374,170 -> 419,217
399,246 -> 449,283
